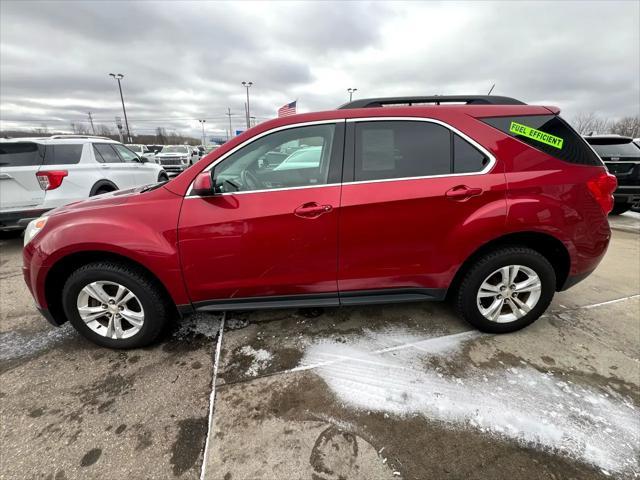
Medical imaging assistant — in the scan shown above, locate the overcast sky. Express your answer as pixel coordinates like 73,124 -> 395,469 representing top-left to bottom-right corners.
1,0 -> 638,140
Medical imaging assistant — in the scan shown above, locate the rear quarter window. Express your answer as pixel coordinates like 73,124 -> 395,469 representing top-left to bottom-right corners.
481,115 -> 603,166
43,144 -> 84,165
0,142 -> 44,167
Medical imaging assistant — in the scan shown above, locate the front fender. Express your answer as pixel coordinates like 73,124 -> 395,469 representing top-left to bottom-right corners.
26,187 -> 190,309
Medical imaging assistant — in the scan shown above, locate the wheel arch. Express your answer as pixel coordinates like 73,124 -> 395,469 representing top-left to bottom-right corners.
44,250 -> 179,326
90,180 -> 118,196
448,231 -> 571,299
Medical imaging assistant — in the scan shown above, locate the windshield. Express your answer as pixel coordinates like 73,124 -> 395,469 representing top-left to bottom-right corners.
161,146 -> 188,153
590,142 -> 640,157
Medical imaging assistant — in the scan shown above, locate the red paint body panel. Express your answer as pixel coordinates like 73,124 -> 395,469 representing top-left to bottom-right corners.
178,186 -> 340,302
22,102 -> 612,324
23,186 -> 190,309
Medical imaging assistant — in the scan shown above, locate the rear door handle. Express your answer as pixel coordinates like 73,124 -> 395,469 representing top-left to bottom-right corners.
294,202 -> 333,219
0,173 -> 13,180
446,185 -> 483,201
100,164 -> 111,169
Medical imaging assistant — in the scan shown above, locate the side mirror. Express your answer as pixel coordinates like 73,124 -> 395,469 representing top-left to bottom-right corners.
192,171 -> 214,196
192,150 -> 198,156
139,156 -> 149,163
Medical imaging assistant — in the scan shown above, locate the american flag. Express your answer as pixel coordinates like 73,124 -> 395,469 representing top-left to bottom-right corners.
277,100 -> 297,117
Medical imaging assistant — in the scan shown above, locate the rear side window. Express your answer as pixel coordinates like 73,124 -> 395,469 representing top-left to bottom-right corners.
0,142 -> 43,167
481,115 -> 602,166
453,135 -> 489,173
93,144 -> 122,163
43,144 -> 83,165
354,121 -> 450,181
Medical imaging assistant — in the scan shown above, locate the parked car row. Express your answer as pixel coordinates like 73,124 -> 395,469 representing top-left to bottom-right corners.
583,134 -> 640,214
0,135 -> 169,231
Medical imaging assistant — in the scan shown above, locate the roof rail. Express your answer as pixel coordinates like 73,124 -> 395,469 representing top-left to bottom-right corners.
48,134 -> 113,140
338,95 -> 526,109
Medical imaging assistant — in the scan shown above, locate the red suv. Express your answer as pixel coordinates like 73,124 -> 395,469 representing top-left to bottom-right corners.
22,95 -> 617,348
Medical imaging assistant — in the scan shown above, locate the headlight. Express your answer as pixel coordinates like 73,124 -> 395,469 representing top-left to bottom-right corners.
24,217 -> 48,246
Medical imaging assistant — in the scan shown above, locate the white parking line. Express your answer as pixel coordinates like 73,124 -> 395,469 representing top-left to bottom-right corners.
580,294 -> 640,309
199,313 -> 225,480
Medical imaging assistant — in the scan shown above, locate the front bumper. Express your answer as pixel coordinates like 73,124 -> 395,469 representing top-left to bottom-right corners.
0,208 -> 50,230
613,186 -> 640,205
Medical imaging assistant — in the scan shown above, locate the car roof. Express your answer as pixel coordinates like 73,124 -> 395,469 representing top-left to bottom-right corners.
0,136 -> 119,145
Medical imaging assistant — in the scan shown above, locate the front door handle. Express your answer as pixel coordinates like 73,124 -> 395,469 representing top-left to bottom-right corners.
446,185 -> 483,201
294,202 -> 333,219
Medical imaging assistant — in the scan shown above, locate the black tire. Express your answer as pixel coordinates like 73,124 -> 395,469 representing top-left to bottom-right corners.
62,261 -> 170,348
609,202 -> 630,216
455,247 -> 556,333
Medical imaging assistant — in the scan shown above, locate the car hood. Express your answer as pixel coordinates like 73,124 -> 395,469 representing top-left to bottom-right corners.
45,184 -> 168,218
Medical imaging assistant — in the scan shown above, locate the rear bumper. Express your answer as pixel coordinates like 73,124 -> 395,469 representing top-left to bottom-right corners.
0,208 -> 50,230
558,270 -> 593,291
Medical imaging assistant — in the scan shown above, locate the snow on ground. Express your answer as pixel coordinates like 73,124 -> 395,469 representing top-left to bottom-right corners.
0,324 -> 75,362
240,345 -> 273,377
300,328 -> 640,476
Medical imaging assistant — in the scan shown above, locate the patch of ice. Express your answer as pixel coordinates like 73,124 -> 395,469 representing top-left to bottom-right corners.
300,329 -> 640,476
240,345 -> 272,377
0,324 -> 75,361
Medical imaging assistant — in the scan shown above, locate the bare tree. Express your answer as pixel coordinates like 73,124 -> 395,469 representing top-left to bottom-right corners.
96,124 -> 114,137
570,112 -> 612,135
31,123 -> 49,135
70,122 -> 90,135
610,117 -> 640,138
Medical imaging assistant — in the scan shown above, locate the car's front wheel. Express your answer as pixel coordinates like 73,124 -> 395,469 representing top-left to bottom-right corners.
455,247 -> 555,333
62,262 -> 170,348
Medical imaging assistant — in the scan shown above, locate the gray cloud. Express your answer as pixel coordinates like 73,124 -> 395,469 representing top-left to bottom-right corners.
1,0 -> 638,139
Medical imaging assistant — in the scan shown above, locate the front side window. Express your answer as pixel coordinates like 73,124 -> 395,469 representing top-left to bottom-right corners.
354,121 -> 451,181
93,144 -> 122,163
113,145 -> 139,163
213,124 -> 336,193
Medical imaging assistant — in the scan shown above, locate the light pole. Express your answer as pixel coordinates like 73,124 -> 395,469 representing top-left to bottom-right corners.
109,73 -> 131,143
347,87 -> 358,102
198,119 -> 206,146
242,81 -> 253,130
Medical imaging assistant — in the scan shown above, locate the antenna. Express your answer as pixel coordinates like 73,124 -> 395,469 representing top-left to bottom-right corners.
487,84 -> 495,95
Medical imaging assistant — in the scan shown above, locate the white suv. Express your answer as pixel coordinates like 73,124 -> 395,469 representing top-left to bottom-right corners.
155,145 -> 200,174
126,144 -> 156,163
0,135 -> 168,230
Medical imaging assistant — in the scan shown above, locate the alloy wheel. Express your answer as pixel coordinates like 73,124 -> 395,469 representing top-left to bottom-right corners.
76,281 -> 144,339
476,265 -> 542,323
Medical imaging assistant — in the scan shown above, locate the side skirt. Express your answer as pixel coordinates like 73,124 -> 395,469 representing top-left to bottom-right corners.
193,288 -> 446,313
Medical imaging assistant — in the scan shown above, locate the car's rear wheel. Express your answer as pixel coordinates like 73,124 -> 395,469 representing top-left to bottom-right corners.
455,247 -> 555,333
92,187 -> 115,196
62,262 -> 169,348
158,172 -> 169,182
610,202 -> 630,215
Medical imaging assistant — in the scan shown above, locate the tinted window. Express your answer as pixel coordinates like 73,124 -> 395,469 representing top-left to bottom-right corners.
94,144 -> 122,163
589,142 -> 640,157
43,144 -> 83,165
214,124 -> 336,193
0,142 -> 43,167
482,115 -> 602,166
113,144 -> 139,162
354,121 -> 450,181
453,135 -> 488,173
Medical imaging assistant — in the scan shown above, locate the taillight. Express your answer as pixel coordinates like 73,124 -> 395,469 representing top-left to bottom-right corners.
36,170 -> 68,191
586,172 -> 617,214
